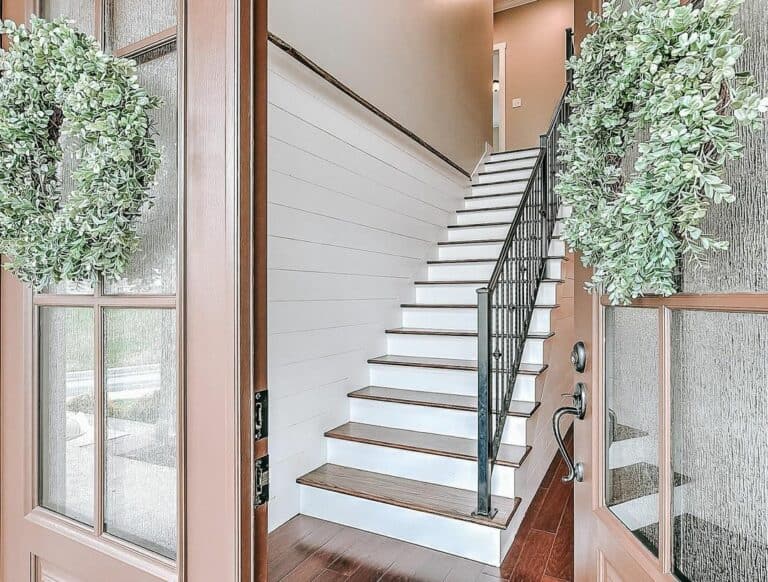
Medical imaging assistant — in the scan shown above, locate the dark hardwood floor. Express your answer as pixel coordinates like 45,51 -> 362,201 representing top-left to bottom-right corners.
267,432 -> 574,581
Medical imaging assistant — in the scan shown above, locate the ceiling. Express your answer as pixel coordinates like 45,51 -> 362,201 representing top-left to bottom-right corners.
494,0 -> 538,13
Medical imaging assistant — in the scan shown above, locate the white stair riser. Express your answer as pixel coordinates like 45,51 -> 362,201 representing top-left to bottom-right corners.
477,169 -> 533,184
428,260 -> 561,282
529,307 -> 552,335
369,362 -> 536,398
402,307 -> 476,330
546,257 -> 562,279
549,238 -> 565,257
299,486 -> 505,566
415,284 -> 484,305
471,181 -> 529,197
553,221 -> 565,236
438,243 -> 503,261
428,262 -> 494,281
482,157 -> 538,172
387,333 -> 476,360
348,399 -> 528,446
456,208 -> 517,225
416,281 -> 558,305
464,193 -> 523,210
447,224 -> 510,242
326,438 -> 518,497
386,333 -> 545,365
488,149 -> 539,162
559,205 -> 572,218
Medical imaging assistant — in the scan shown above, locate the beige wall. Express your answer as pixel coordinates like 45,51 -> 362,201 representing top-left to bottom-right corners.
494,0 -> 574,150
269,0 -> 493,173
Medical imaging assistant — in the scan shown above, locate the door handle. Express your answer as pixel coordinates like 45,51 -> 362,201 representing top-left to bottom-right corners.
552,382 -> 587,483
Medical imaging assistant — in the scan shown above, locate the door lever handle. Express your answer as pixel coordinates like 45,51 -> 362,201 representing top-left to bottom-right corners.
552,382 -> 587,483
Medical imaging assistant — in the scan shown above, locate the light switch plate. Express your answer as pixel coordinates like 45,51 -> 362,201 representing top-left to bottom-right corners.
512,98 -> 522,108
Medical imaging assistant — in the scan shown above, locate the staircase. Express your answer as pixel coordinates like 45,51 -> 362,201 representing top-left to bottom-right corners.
295,147 -> 570,566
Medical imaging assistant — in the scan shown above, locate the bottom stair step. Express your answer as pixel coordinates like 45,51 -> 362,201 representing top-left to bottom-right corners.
297,464 -> 520,530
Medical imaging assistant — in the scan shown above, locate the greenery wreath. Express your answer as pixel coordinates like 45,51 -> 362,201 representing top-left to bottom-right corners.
556,0 -> 767,305
0,16 -> 161,289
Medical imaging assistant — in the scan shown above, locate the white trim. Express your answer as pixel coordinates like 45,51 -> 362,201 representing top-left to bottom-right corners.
493,42 -> 507,153
494,0 -> 538,13
471,142 -> 493,179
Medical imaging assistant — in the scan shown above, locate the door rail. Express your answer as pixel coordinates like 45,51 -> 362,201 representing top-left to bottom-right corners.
474,28 -> 574,517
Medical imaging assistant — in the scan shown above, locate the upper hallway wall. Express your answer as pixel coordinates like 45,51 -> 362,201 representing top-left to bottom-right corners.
494,0 -> 574,150
269,0 -> 493,173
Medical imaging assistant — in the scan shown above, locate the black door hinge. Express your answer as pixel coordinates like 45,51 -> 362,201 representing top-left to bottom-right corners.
254,455 -> 269,507
254,390 -> 268,440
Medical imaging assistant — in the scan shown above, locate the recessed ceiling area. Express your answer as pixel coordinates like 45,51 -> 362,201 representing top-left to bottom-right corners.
494,0 -> 538,12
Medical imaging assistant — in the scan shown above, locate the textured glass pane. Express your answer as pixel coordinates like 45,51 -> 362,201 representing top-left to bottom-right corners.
105,0 -> 177,52
604,307 -> 660,555
41,0 -> 95,37
671,311 -> 768,581
39,307 -> 94,525
680,0 -> 768,293
104,308 -> 177,558
105,47 -> 178,295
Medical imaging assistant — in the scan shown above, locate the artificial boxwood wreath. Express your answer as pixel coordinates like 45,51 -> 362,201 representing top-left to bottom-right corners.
557,0 -> 767,305
0,16 -> 161,289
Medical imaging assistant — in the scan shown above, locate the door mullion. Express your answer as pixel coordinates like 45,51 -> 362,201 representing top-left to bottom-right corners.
94,280 -> 105,537
658,306 -> 673,573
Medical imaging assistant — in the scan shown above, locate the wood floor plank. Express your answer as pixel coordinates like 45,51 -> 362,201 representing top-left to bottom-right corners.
545,492 -> 574,581
324,422 -> 531,468
268,518 -> 345,581
509,529 -> 555,580
297,464 -> 520,529
531,469 -> 572,534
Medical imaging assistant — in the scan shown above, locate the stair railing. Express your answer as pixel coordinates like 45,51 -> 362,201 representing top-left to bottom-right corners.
474,28 -> 574,518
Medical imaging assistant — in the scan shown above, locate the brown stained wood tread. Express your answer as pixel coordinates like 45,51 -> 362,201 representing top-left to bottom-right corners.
297,464 -> 521,529
348,386 -> 541,417
456,205 -> 519,214
427,258 -> 496,265
401,303 -> 560,311
384,327 -> 555,341
437,238 -> 505,246
413,278 -> 562,285
324,423 -> 532,469
447,221 -> 511,229
465,191 -> 526,201
478,167 -> 535,177
367,354 -> 549,376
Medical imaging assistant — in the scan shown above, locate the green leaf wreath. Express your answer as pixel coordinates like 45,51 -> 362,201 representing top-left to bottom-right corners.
556,0 -> 768,305
0,16 -> 161,289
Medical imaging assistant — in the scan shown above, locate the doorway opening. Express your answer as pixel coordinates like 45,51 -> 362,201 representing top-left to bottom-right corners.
492,42 -> 507,152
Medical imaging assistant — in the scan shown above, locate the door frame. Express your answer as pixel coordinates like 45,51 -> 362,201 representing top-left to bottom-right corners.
493,42 -> 507,152
0,0 -> 268,579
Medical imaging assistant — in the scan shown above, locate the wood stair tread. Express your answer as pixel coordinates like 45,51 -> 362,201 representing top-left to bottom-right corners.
384,327 -> 555,341
401,303 -> 560,310
427,258 -> 497,265
324,422 -> 532,469
297,463 -> 520,529
447,222 -> 512,229
413,278 -> 562,285
456,205 -> 519,213
478,167 -> 535,177
349,386 -> 540,417
437,239 -> 505,246
367,355 -> 549,375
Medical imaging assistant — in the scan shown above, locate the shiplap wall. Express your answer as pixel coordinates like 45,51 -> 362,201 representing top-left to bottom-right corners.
267,46 -> 470,530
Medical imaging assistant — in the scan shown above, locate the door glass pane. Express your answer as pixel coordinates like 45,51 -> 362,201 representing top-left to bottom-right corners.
671,310 -> 768,581
40,0 -> 95,37
104,46 -> 178,295
105,0 -> 177,53
104,308 -> 177,558
604,307 -> 660,555
679,0 -> 768,294
39,307 -> 95,526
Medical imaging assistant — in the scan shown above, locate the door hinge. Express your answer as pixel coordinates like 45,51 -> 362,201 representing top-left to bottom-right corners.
254,455 -> 269,507
254,390 -> 268,440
